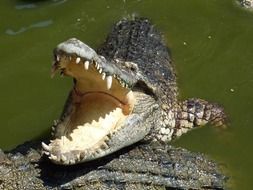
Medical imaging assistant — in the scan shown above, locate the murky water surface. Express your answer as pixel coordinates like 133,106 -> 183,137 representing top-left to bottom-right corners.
1,0 -> 253,189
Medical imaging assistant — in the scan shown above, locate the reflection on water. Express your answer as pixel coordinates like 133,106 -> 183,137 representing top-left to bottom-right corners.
5,20 -> 53,35
15,0 -> 67,10
15,3 -> 36,10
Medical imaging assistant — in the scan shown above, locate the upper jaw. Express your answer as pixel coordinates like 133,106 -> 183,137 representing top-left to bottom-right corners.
52,38 -> 137,88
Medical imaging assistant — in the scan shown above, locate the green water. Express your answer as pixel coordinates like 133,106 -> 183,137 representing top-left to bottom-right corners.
1,0 -> 253,189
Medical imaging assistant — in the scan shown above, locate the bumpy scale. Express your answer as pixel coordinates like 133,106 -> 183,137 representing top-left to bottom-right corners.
42,18 -> 226,165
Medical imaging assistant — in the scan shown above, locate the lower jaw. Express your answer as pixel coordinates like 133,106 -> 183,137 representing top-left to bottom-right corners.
47,90 -> 133,156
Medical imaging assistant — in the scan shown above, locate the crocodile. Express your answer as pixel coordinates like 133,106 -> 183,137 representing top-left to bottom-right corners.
41,17 -> 226,165
0,17 -> 228,190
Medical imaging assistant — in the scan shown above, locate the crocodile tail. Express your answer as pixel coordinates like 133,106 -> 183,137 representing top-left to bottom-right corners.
172,98 -> 227,139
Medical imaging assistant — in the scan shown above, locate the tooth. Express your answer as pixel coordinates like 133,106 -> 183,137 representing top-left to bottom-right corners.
49,154 -> 57,160
70,159 -> 75,164
102,72 -> 106,80
44,151 -> 50,155
76,154 -> 81,160
99,68 -> 102,73
96,64 -> 100,70
95,149 -> 103,154
76,57 -> 81,64
91,120 -> 97,126
61,155 -> 67,162
52,126 -> 55,131
104,136 -> 110,141
53,120 -> 58,125
42,142 -> 50,151
106,76 -> 112,90
56,55 -> 60,61
84,60 -> 89,70
101,142 -> 109,149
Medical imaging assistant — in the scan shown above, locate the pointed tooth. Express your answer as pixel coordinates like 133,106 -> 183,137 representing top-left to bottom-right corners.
102,72 -> 106,80
52,126 -> 55,131
84,60 -> 89,70
61,155 -> 67,162
76,153 -> 81,161
56,55 -> 60,61
42,142 -> 50,151
104,134 -> 110,141
53,120 -> 58,125
49,154 -> 57,160
70,159 -> 75,164
101,142 -> 109,149
79,151 -> 86,160
76,57 -> 81,64
96,64 -> 100,70
106,76 -> 112,90
99,68 -> 102,73
95,149 -> 103,154
91,119 -> 97,126
98,116 -> 104,123
44,151 -> 50,156
106,133 -> 112,140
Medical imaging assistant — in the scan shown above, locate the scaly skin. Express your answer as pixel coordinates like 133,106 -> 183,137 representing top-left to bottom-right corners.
41,17 -> 226,165
0,141 -> 227,190
0,17 -> 228,190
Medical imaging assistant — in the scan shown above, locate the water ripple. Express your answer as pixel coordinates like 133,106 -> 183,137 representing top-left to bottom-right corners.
15,0 -> 67,10
5,20 -> 53,36
15,3 -> 37,10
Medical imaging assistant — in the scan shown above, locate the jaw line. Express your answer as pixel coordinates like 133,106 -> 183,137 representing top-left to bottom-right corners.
43,48 -> 136,164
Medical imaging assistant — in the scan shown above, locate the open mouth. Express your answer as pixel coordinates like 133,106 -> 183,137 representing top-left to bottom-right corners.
42,39 -> 136,164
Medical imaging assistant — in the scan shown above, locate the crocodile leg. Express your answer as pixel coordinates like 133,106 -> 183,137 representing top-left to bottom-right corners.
173,98 -> 226,138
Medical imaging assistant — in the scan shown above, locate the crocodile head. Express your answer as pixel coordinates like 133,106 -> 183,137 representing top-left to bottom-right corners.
42,38 -> 158,165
